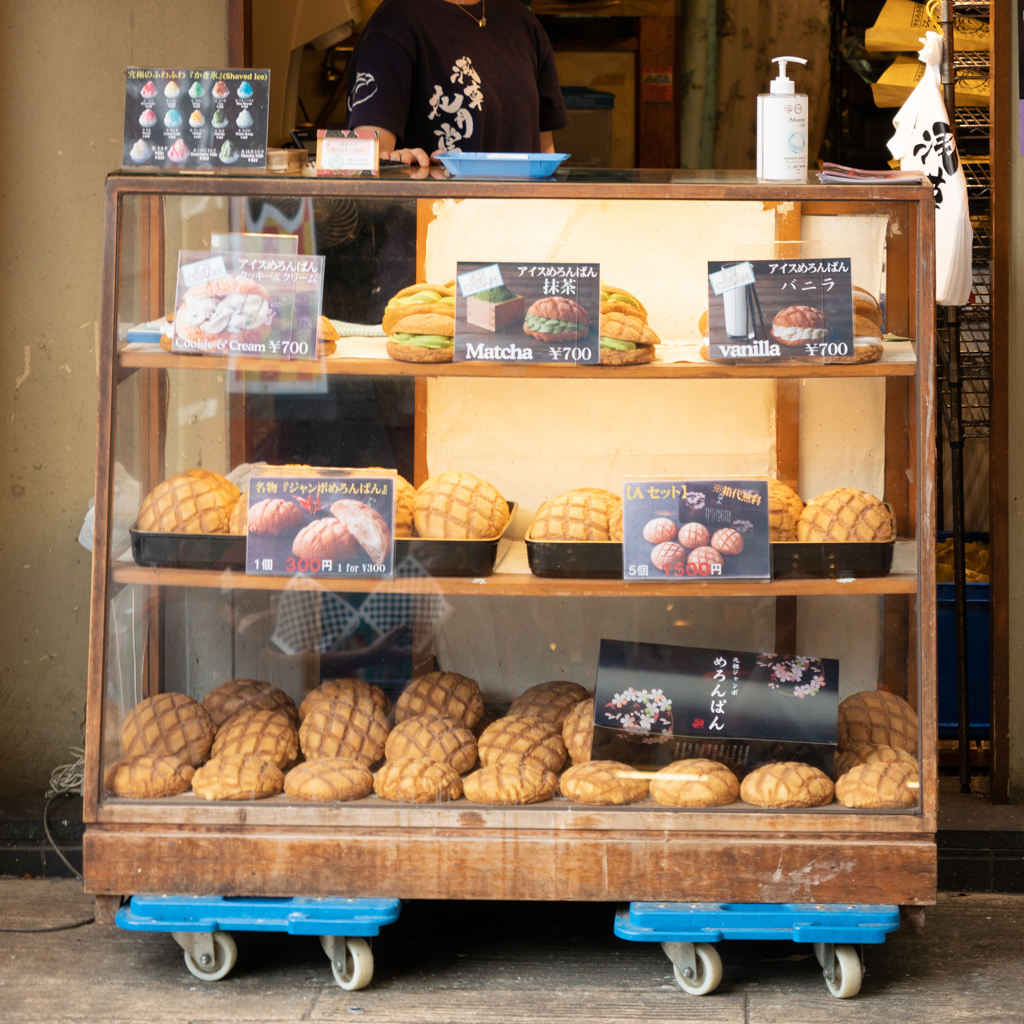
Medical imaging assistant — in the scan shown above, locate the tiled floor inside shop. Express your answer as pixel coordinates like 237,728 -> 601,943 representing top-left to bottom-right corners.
3,776 -> 1024,1022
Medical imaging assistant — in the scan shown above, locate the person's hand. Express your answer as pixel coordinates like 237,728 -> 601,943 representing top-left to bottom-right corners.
382,147 -> 434,167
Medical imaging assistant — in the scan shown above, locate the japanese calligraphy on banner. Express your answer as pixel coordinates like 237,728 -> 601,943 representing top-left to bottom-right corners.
621,478 -> 770,581
172,247 -> 324,360
591,639 -> 839,774
706,258 -> 854,362
245,468 -> 395,580
453,261 -> 601,364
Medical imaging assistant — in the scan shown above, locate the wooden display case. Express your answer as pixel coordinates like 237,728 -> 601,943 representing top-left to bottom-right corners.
84,171 -> 937,908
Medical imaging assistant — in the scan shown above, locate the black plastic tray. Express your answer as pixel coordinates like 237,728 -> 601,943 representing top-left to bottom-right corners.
396,501 -> 517,577
129,501 -> 517,577
526,536 -> 896,580
770,539 -> 895,580
130,527 -> 247,571
525,537 -> 622,579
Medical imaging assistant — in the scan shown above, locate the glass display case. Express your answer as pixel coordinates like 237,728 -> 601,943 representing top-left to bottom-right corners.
84,170 -> 936,907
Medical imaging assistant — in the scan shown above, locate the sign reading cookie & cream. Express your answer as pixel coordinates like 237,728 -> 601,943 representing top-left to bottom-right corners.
706,258 -> 855,362
454,261 -> 601,364
621,478 -> 770,581
245,468 -> 396,580
172,250 -> 324,360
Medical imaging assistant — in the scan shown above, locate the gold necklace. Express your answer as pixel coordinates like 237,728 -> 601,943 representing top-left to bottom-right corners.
453,0 -> 486,27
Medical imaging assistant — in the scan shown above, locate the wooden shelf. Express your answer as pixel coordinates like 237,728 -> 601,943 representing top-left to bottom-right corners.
96,792 -> 930,833
111,563 -> 918,596
118,349 -> 918,380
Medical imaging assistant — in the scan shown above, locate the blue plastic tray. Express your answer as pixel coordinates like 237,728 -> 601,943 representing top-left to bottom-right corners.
117,895 -> 402,936
615,902 -> 900,945
438,152 -> 569,178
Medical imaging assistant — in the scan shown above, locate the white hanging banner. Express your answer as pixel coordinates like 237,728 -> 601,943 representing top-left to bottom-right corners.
887,31 -> 973,307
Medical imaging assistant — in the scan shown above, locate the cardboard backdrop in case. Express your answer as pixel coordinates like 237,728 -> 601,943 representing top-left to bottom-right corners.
592,639 -> 839,776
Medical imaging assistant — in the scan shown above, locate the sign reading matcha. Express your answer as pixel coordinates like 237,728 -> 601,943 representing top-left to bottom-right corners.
706,258 -> 855,362
453,262 -> 601,364
123,66 -> 270,171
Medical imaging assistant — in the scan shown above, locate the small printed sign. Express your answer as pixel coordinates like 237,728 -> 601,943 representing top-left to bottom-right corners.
454,261 -> 601,364
621,478 -> 770,581
245,469 -> 395,580
706,258 -> 855,362
591,639 -> 839,774
172,246 -> 324,360
123,67 -> 270,171
316,129 -> 379,176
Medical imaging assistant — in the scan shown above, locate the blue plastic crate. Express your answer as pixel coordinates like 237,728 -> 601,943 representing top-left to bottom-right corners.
936,531 -> 990,737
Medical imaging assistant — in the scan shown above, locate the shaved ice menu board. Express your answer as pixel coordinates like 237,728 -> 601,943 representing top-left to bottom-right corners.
123,67 -> 269,171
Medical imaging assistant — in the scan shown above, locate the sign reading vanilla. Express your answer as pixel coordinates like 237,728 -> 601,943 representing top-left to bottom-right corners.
706,258 -> 855,362
453,262 -> 601,364
122,67 -> 270,171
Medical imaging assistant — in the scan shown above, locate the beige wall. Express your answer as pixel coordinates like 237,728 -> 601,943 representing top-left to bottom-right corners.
1007,29 -> 1024,800
0,0 -> 228,805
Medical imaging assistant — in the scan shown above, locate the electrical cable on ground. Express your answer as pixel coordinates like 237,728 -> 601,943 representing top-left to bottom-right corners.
0,749 -> 97,932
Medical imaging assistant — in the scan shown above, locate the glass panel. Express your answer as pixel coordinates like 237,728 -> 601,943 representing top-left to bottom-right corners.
101,186 -> 922,816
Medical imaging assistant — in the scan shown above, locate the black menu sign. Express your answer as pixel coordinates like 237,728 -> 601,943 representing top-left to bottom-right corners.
454,262 -> 601,364
621,478 -> 770,581
706,258 -> 854,362
592,639 -> 839,776
123,67 -> 270,171
245,470 -> 395,580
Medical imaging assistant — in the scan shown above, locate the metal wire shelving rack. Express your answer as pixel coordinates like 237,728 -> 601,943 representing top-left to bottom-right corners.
934,0 -> 991,791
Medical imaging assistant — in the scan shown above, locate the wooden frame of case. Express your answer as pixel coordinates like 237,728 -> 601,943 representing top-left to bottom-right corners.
84,172 -> 937,907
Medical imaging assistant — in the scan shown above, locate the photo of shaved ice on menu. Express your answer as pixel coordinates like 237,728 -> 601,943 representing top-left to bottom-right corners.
171,250 -> 324,361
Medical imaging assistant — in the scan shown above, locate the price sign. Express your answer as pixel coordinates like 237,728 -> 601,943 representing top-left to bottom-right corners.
122,66 -> 270,171
591,639 -> 839,774
454,261 -> 601,364
245,469 -> 395,580
706,258 -> 855,362
172,247 -> 324,360
621,478 -> 770,581
316,129 -> 380,177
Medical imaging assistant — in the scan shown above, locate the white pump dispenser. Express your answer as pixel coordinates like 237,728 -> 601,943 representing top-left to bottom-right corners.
757,56 -> 809,181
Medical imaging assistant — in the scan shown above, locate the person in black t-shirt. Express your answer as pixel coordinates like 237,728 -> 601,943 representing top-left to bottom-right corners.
345,0 -> 570,166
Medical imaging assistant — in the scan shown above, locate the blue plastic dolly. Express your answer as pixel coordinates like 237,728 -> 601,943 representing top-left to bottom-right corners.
117,895 -> 401,989
615,902 -> 901,998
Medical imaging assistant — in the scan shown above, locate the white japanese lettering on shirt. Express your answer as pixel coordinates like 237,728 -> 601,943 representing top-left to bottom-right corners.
429,56 -> 483,152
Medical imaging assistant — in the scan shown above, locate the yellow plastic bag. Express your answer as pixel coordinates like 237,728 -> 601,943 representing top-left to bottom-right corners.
872,54 -> 990,108
936,538 -> 990,584
866,0 -> 990,53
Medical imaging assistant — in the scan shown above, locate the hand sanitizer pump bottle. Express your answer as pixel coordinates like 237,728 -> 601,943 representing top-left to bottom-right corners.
757,57 -> 809,181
